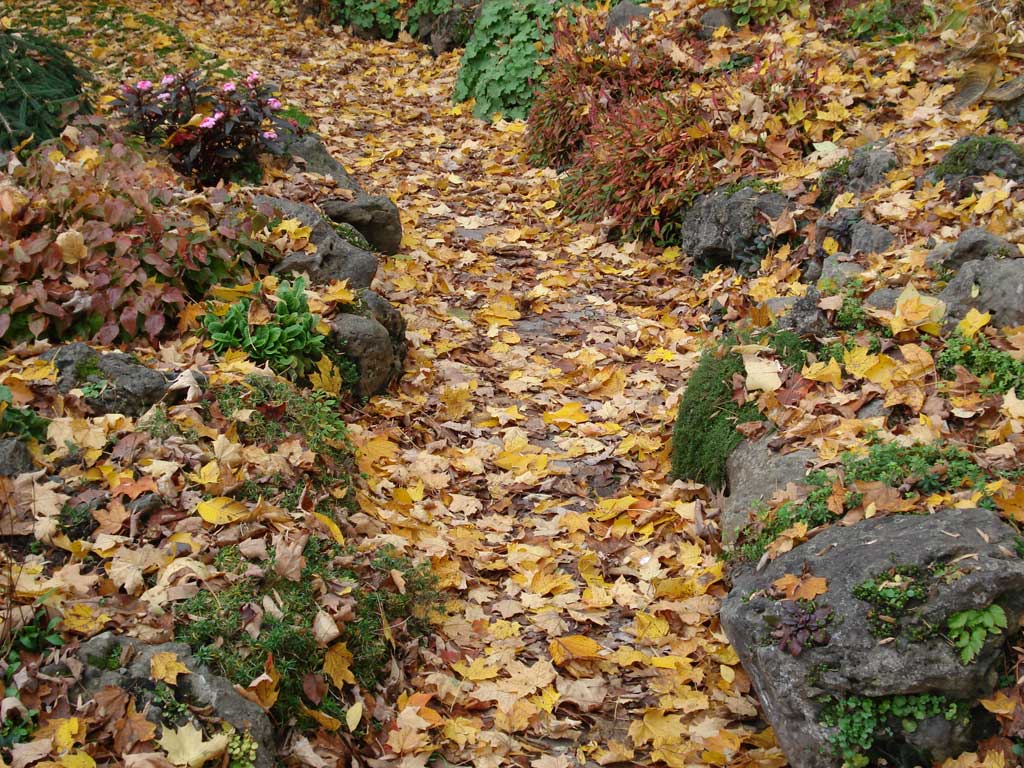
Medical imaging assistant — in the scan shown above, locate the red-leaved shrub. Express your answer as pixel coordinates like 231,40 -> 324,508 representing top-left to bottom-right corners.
0,121 -> 269,345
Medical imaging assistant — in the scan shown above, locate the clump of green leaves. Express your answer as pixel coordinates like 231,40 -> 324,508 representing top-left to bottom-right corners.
2,610 -> 61,756
453,0 -> 578,120
947,604 -> 1007,665
204,277 -> 326,380
937,332 -> 1024,396
671,347 -> 762,490
330,0 -> 402,38
852,564 -> 964,638
0,28 -> 91,151
735,471 -> 840,561
0,385 -> 48,441
710,0 -> 802,26
929,135 -> 1024,183
841,0 -> 930,43
819,693 -> 970,765
227,731 -> 259,768
844,441 -> 990,499
151,682 -> 190,725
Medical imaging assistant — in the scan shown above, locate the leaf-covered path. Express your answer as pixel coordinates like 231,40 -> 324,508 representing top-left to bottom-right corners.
140,4 -> 763,764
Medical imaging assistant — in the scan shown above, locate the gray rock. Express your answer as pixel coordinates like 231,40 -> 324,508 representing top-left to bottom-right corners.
856,398 -> 890,421
849,220 -> 894,255
253,196 -> 378,289
818,254 -> 862,290
413,0 -> 478,54
845,142 -> 898,194
931,228 -> 1019,272
679,185 -> 792,272
0,438 -> 33,476
939,256 -> 1024,329
925,136 -> 1024,199
721,508 -> 1024,768
321,195 -> 403,256
607,1 -> 652,32
698,7 -> 736,38
764,296 -> 798,319
865,286 -> 903,312
283,133 -> 361,193
75,633 -> 275,768
777,287 -> 832,339
331,293 -> 407,398
721,435 -> 816,544
42,343 -> 168,417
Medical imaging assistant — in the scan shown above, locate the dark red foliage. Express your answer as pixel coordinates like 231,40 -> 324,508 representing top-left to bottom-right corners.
0,121 -> 267,345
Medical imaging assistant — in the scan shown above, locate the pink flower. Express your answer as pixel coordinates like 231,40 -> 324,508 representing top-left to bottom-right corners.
200,117 -> 217,129
222,81 -> 237,93
246,70 -> 260,85
160,74 -> 176,86
267,98 -> 282,110
261,130 -> 278,140
136,80 -> 153,91
157,92 -> 171,102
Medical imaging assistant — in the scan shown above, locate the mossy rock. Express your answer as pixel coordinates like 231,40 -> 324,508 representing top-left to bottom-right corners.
925,136 -> 1024,198
671,346 -> 762,490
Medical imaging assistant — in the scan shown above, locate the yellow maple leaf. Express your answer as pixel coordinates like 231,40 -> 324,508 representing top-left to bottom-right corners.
321,280 -> 356,305
452,657 -> 501,681
772,573 -> 829,600
151,651 -> 190,686
301,704 -> 342,731
891,285 -> 945,336
956,308 -> 990,339
633,612 -> 670,642
980,690 -> 1018,716
324,642 -> 356,687
158,723 -> 229,768
309,356 -> 342,395
543,402 -> 589,430
195,497 -> 255,525
802,358 -> 843,388
549,634 -> 603,665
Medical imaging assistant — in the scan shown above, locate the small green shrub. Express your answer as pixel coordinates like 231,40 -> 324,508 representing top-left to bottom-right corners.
0,29 -> 91,151
204,277 -> 326,380
947,604 -> 1006,665
453,0 -> 578,121
710,0 -> 802,26
734,471 -> 839,562
671,346 -> 762,490
937,332 -> 1024,396
841,0 -> 930,43
819,693 -> 970,765
330,0 -> 402,38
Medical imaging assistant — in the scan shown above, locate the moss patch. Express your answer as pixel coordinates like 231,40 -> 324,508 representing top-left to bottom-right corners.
937,332 -> 1024,397
176,540 -> 441,722
671,347 -> 762,490
929,136 -> 1024,181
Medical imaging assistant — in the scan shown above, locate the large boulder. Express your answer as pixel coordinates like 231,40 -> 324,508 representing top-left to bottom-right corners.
939,256 -> 1024,328
73,633 -> 274,768
721,434 -> 816,544
679,184 -> 793,273
284,133 -> 403,255
321,195 -> 403,256
607,1 -> 652,33
924,136 -> 1024,199
777,287 -> 832,339
0,438 -> 33,476
254,195 -> 378,288
819,143 -> 898,207
42,343 -> 168,417
816,208 -> 893,257
721,508 -> 1024,768
330,289 -> 407,398
928,228 -> 1019,272
414,0 -> 478,54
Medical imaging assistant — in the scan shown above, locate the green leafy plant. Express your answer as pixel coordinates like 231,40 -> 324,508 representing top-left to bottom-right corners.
937,331 -> 1024,396
947,604 -> 1007,664
204,277 -> 326,380
151,682 -> 190,725
453,0 -> 577,121
710,0 -> 802,26
330,0 -> 402,38
819,693 -> 970,765
841,0 -> 930,43
0,385 -> 48,441
228,731 -> 259,768
0,28 -> 91,151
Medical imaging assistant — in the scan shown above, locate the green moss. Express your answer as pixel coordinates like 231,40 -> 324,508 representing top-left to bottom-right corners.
930,135 -> 1024,181
768,329 -> 809,371
671,347 -> 763,490
818,157 -> 851,208
331,221 -> 372,251
852,563 -> 963,638
937,332 -> 1024,396
175,540 -> 440,721
138,406 -> 183,441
